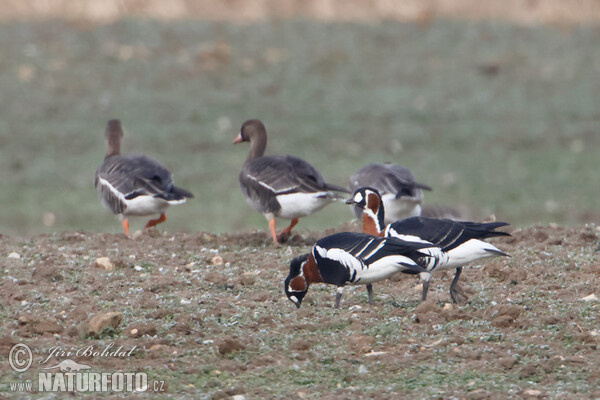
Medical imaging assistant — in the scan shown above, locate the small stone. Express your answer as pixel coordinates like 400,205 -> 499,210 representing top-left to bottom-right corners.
134,265 -> 143,271
358,365 -> 368,374
211,255 -> 223,265
443,303 -> 454,310
232,396 -> 246,400
94,257 -> 114,271
523,389 -> 543,397
8,252 -> 21,259
86,312 -> 122,336
581,294 -> 598,302
127,323 -> 157,338
132,230 -> 143,240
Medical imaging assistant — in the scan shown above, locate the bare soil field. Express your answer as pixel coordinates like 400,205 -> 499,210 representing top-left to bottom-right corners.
1,223 -> 599,398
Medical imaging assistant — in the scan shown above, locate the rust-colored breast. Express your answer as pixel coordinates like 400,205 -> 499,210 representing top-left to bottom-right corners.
362,213 -> 384,237
302,253 -> 324,283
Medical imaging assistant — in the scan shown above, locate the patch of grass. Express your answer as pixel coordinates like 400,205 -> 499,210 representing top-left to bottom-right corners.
0,19 -> 599,236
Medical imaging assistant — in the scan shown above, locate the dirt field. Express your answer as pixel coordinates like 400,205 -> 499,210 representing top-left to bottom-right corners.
1,223 -> 599,398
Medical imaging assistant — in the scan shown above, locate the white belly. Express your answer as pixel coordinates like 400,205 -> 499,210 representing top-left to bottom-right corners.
436,239 -> 504,270
123,195 -> 173,217
382,192 -> 423,224
275,192 -> 335,219
351,255 -> 418,284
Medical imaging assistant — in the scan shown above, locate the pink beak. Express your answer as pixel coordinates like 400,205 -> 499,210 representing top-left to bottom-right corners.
233,132 -> 243,144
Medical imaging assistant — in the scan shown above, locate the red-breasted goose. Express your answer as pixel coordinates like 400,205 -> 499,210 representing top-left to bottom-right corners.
94,119 -> 193,235
349,163 -> 432,224
347,187 -> 510,303
234,119 -> 348,244
284,232 -> 434,308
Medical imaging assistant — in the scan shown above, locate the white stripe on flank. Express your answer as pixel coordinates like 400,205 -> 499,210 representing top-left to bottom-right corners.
361,240 -> 387,261
354,238 -> 375,258
98,176 -> 127,202
387,229 -> 433,245
323,248 -> 364,271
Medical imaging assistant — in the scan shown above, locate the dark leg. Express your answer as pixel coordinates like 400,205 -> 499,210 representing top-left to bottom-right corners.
420,272 -> 431,302
450,267 -> 467,304
366,284 -> 374,305
334,287 -> 344,308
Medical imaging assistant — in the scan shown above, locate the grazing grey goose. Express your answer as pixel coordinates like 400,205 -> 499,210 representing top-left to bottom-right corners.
94,119 -> 193,235
233,119 -> 348,244
348,163 -> 432,224
347,187 -> 510,304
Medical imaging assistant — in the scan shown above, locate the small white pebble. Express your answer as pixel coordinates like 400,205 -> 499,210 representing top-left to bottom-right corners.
8,252 -> 21,259
581,294 -> 598,302
349,305 -> 362,312
358,365 -> 368,374
134,266 -> 143,271
180,298 -> 192,305
232,395 -> 246,400
202,340 -> 214,344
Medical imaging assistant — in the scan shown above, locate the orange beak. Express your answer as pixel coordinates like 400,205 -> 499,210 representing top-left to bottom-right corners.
233,132 -> 243,144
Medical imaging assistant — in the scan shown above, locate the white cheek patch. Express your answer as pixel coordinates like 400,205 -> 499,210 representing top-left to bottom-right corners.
289,296 -> 299,303
353,192 -> 364,204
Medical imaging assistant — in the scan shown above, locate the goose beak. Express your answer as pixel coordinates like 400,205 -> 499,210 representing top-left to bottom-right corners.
345,198 -> 356,205
233,132 -> 243,144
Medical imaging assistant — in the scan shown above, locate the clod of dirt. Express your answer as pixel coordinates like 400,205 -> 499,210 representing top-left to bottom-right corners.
17,315 -> 63,336
94,257 -> 115,271
238,273 -> 256,286
466,388 -> 491,400
217,338 -> 245,355
518,363 -> 538,378
413,300 -> 444,324
126,323 -> 157,338
290,339 -> 311,351
498,356 -> 517,370
490,305 -> 523,327
85,312 -> 123,336
32,265 -> 62,282
348,335 -> 374,353
68,304 -> 93,322
491,315 -> 515,328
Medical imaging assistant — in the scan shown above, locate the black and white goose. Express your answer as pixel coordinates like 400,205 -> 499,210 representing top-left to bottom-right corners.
346,187 -> 510,303
284,232 -> 434,308
349,163 -> 432,224
94,119 -> 194,235
234,119 -> 348,244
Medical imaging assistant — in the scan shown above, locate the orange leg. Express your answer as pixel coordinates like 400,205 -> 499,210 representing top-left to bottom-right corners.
145,213 -> 167,229
281,218 -> 299,235
268,218 -> 279,244
122,219 -> 130,236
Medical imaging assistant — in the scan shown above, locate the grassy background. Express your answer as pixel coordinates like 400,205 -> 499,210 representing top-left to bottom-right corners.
0,18 -> 599,236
